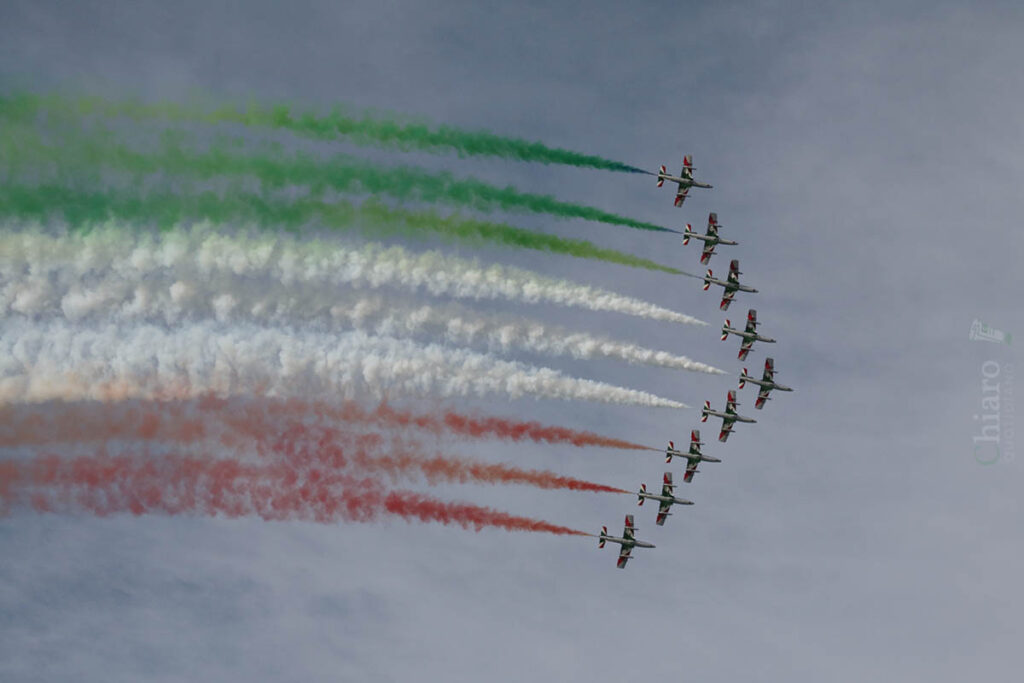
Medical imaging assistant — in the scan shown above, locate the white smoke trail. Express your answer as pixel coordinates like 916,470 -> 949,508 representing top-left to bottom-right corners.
0,319 -> 687,409
0,223 -> 706,326
0,239 -> 721,374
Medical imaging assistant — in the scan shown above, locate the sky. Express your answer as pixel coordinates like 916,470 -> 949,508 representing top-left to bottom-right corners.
1,1 -> 1022,681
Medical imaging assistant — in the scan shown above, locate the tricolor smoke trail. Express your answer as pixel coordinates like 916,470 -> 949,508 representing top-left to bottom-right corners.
0,320 -> 687,409
0,92 -> 649,174
2,130 -> 676,235
0,398 -> 656,451
0,453 -> 589,535
0,184 -> 681,274
0,226 -> 705,326
0,241 -> 720,373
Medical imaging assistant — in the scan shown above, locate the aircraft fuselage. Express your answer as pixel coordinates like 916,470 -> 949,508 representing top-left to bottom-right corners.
725,327 -> 776,343
703,408 -> 756,424
659,173 -> 713,189
741,376 -> 793,392
601,536 -> 656,549
640,492 -> 694,506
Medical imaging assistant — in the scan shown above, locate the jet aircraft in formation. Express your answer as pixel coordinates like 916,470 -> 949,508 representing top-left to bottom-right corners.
702,259 -> 758,310
598,514 -> 655,569
721,308 -> 776,360
683,212 -> 737,264
664,430 -> 721,482
599,155 -> 794,568
656,155 -> 713,207
701,390 -> 757,442
739,357 -> 794,409
637,472 -> 694,526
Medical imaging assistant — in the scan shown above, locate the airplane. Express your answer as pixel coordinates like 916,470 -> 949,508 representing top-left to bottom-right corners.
656,155 -> 713,207
701,390 -> 756,442
638,472 -> 694,526
702,259 -> 758,311
664,429 -> 721,482
739,357 -> 794,409
683,212 -> 737,264
598,514 -> 655,569
721,308 -> 776,361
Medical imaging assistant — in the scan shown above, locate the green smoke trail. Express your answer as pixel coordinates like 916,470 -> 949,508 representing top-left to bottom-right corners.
1,127 -> 675,234
0,184 -> 683,274
0,92 -> 652,174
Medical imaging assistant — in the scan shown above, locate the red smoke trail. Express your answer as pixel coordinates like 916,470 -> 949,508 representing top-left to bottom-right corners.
0,398 -> 653,451
0,406 -> 630,495
382,491 -> 589,536
271,425 -> 631,494
0,452 -> 588,535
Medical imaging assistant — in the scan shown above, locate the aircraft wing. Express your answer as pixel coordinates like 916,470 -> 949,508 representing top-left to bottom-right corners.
622,514 -> 636,541
616,545 -> 633,569
718,416 -> 735,442
673,185 -> 690,207
738,338 -> 754,361
706,212 -> 719,236
727,259 -> 741,283
744,310 -> 758,334
655,500 -> 672,526
700,241 -> 716,264
720,288 -> 736,310
683,457 -> 700,483
755,386 -> 771,409
762,357 -> 775,382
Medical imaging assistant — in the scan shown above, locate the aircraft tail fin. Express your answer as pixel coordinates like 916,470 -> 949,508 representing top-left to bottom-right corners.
598,527 -> 607,548
637,484 -> 646,506
682,223 -> 692,245
703,270 -> 712,291
656,165 -> 666,187
721,321 -> 730,341
739,370 -> 747,389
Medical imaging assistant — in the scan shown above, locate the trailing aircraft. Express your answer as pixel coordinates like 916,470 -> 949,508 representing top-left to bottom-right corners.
598,514 -> 655,569
656,155 -> 712,207
703,259 -> 758,311
638,472 -> 694,526
701,390 -> 757,442
721,308 -> 776,360
739,357 -> 794,409
664,430 -> 721,482
683,212 -> 737,264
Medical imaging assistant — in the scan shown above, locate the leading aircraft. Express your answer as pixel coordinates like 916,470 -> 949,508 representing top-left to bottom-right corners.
665,430 -> 721,482
739,357 -> 794,409
683,212 -> 737,264
638,472 -> 694,526
598,514 -> 655,569
701,390 -> 757,442
703,259 -> 758,310
721,308 -> 776,360
656,155 -> 713,207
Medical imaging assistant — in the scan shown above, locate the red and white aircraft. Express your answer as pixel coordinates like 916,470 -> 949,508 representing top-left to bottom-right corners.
683,212 -> 737,264
638,472 -> 694,526
701,390 -> 757,442
721,308 -> 776,360
703,259 -> 758,311
739,357 -> 794,409
664,430 -> 721,482
656,155 -> 712,207
598,514 -> 655,569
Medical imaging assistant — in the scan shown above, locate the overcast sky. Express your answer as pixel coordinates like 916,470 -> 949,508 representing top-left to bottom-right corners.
1,1 -> 1022,681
